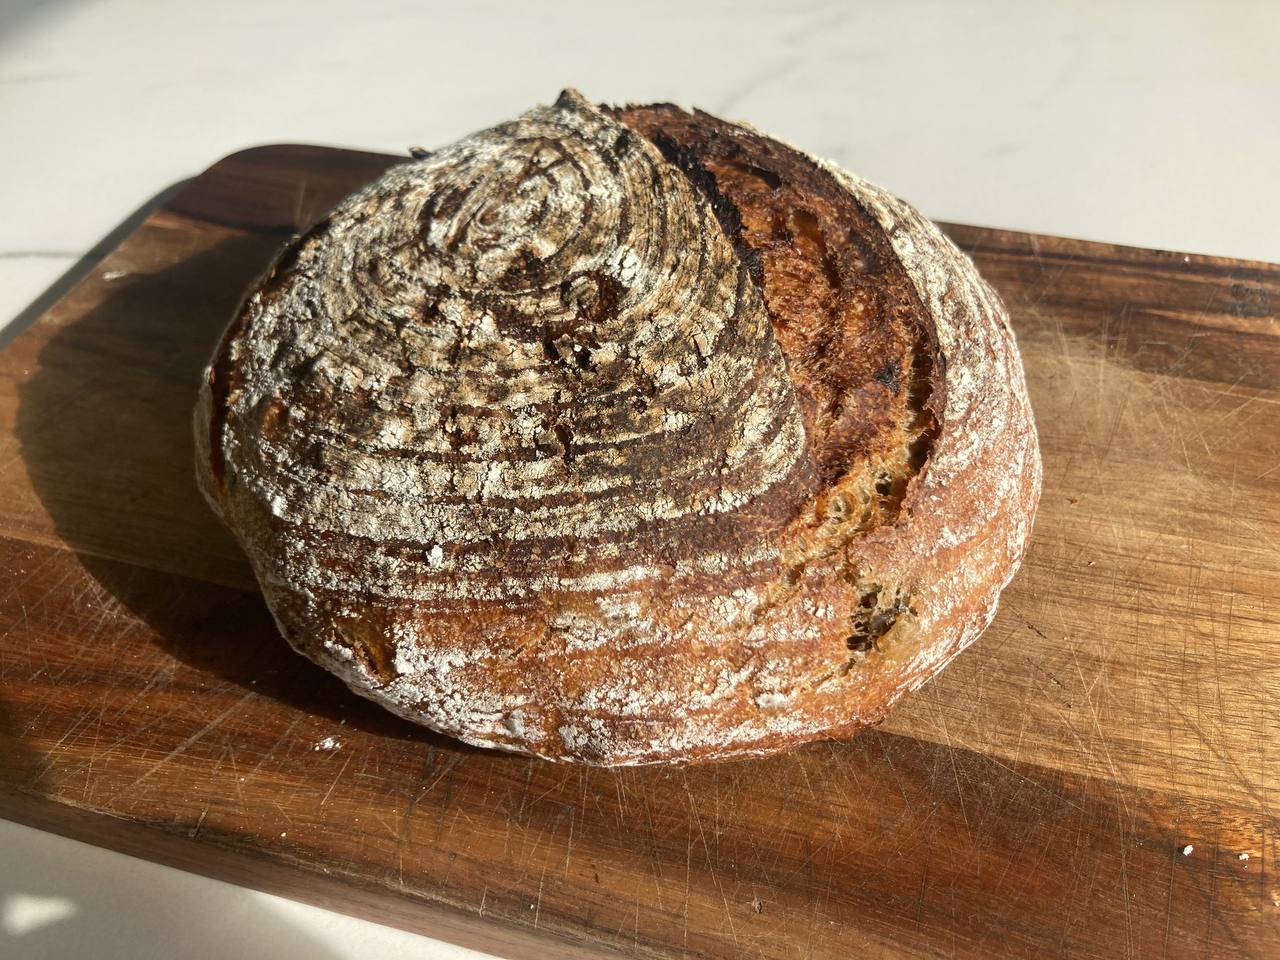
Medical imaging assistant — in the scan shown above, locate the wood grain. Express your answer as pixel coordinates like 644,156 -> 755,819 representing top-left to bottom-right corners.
1,145 -> 1277,959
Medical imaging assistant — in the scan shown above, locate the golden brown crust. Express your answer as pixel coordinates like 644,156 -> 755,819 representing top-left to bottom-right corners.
195,90 -> 1041,765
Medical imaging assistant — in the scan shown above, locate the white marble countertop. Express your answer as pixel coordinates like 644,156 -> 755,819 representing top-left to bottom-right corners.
1,1 -> 1277,957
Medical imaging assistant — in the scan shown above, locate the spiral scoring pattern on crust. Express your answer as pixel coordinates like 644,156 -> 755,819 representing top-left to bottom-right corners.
214,90 -> 813,609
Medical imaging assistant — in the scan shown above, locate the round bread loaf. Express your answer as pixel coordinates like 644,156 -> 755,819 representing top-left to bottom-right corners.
195,89 -> 1041,765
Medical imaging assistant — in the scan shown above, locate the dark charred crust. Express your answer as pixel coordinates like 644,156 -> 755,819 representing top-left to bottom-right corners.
874,360 -> 901,396
646,132 -> 763,287
552,421 -> 575,462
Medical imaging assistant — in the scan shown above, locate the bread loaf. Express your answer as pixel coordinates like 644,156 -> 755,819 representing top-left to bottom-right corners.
195,89 -> 1041,765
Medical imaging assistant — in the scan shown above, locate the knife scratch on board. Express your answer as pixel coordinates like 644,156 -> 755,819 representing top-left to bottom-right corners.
107,689 -> 256,803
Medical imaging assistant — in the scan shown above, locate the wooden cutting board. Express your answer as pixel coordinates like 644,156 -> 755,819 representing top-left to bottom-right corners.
1,145 -> 1277,960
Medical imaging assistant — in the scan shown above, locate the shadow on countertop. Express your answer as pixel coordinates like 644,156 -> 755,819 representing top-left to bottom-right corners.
0,0 -> 83,52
